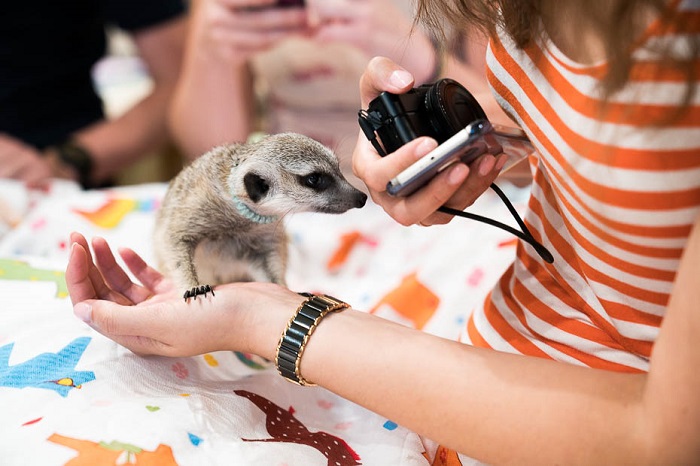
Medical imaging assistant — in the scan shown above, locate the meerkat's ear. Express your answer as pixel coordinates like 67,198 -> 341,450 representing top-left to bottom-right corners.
243,172 -> 270,203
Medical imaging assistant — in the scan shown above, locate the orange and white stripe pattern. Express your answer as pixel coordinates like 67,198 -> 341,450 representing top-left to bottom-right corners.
463,0 -> 700,372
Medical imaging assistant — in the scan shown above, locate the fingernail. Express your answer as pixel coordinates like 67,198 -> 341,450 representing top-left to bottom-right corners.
390,69 -> 413,88
74,302 -> 93,324
478,155 -> 496,176
448,164 -> 469,185
416,138 -> 438,158
495,154 -> 508,171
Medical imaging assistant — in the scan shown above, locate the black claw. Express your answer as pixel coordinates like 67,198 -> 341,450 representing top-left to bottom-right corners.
183,284 -> 215,302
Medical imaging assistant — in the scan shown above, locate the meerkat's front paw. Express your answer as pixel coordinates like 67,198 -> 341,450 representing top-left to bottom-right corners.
183,285 -> 215,301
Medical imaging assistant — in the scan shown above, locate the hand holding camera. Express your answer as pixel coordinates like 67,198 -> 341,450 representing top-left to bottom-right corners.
352,57 -> 495,226
358,78 -> 533,196
355,58 -> 552,262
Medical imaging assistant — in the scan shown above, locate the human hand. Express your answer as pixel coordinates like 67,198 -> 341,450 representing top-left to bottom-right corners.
191,0 -> 309,63
352,57 -> 506,226
308,0 -> 437,83
66,232 -> 302,359
0,133 -> 54,188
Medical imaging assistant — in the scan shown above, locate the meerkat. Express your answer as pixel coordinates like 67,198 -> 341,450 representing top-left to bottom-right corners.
153,132 -> 367,300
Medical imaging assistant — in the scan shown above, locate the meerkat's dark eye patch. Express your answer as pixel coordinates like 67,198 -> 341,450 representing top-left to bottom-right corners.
244,173 -> 270,202
299,172 -> 333,192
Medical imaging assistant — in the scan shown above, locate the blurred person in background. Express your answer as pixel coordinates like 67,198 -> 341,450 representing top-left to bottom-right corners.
168,0 -> 509,187
0,1 -> 187,189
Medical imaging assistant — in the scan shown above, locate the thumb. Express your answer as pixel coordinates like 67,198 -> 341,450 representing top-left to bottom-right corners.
73,300 -> 97,326
359,56 -> 414,107
74,299 -> 154,336
73,299 -> 170,355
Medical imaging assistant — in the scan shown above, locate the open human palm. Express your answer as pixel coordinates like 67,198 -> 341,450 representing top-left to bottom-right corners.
65,231 -> 304,359
66,232 -> 178,307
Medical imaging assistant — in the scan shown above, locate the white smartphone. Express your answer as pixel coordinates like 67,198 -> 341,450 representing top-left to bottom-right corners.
386,120 -> 534,197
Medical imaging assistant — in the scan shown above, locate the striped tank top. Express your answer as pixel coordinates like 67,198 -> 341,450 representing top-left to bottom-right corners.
462,0 -> 700,372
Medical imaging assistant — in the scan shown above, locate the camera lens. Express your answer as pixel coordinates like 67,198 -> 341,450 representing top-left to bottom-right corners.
425,79 -> 487,142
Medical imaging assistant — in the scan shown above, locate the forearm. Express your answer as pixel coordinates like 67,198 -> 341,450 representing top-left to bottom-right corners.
282,308 -> 649,465
169,57 -> 255,159
642,213 -> 700,464
71,87 -> 174,183
169,2 -> 257,159
71,16 -> 186,184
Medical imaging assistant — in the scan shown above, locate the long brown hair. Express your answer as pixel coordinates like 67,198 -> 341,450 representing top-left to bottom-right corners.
415,0 -> 697,103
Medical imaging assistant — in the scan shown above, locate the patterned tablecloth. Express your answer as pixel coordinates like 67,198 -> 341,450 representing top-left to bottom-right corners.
0,178 -> 527,466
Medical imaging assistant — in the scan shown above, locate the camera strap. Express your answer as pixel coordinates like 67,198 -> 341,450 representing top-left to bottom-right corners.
438,183 -> 554,264
358,109 -> 389,157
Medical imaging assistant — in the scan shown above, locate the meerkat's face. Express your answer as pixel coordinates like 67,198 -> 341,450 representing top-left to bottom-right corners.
229,133 -> 367,217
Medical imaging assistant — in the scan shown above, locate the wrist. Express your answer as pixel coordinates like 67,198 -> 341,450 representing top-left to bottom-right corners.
46,140 -> 95,189
43,147 -> 80,182
237,286 -> 309,360
275,293 -> 350,386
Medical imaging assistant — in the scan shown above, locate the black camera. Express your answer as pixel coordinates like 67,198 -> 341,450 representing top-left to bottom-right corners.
357,78 -> 554,264
358,78 -> 487,156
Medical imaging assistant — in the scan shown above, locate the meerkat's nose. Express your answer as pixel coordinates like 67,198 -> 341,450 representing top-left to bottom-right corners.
355,192 -> 368,208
